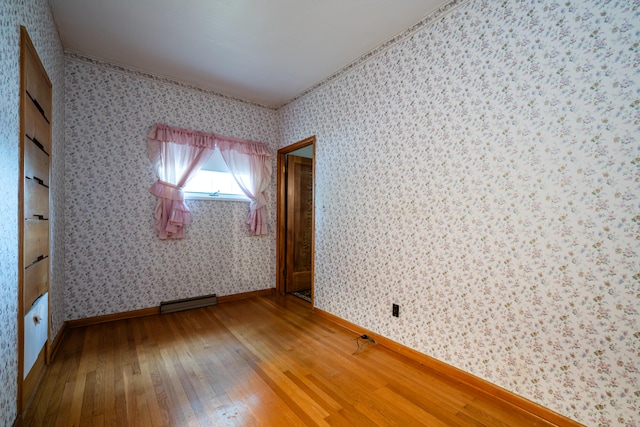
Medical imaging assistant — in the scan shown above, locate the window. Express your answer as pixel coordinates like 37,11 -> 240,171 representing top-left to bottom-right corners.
183,147 -> 250,201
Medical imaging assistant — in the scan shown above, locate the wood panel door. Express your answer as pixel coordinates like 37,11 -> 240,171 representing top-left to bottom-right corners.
285,155 -> 313,293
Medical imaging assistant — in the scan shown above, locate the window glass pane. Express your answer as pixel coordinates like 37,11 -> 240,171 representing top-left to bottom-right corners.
199,147 -> 228,172
184,170 -> 247,196
183,147 -> 250,200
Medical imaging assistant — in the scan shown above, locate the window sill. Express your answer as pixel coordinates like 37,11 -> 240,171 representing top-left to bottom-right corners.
184,193 -> 250,202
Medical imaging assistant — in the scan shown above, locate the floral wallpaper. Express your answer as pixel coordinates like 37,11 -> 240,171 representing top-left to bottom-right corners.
0,0 -> 65,424
64,57 -> 279,320
281,0 -> 639,426
1,0 -> 636,425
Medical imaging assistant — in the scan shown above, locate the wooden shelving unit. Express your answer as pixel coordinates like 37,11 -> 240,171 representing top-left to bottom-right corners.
19,25 -> 52,413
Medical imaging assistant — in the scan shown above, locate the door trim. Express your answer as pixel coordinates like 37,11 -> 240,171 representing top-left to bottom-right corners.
276,136 -> 316,302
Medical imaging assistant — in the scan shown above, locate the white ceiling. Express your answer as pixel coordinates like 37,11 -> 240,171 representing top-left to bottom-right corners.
49,0 -> 447,107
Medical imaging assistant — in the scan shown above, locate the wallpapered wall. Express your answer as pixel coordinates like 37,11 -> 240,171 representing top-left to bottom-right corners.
281,0 -> 638,425
64,57 -> 279,320
0,0 -> 65,424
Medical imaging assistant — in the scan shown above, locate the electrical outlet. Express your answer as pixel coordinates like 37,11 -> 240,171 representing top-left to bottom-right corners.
392,304 -> 399,317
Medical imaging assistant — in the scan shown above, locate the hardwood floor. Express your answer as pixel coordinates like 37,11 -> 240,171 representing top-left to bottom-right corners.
23,295 -> 562,426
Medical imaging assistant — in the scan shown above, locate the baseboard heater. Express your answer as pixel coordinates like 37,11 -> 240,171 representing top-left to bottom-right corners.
160,293 -> 218,314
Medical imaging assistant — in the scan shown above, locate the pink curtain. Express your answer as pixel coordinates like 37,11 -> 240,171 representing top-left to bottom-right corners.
147,124 -> 215,239
147,123 -> 273,239
219,138 -> 273,235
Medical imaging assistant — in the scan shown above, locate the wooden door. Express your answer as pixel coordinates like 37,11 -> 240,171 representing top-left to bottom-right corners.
285,155 -> 313,293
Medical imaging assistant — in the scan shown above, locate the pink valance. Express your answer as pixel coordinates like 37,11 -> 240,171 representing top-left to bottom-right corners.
148,123 -> 272,155
217,137 -> 273,156
148,123 -> 217,148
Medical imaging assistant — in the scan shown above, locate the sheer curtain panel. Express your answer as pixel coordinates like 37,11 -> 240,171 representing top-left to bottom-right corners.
147,124 -> 216,239
219,138 -> 273,235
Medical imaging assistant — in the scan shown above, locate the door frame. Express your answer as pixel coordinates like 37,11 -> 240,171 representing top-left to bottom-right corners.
276,136 -> 316,301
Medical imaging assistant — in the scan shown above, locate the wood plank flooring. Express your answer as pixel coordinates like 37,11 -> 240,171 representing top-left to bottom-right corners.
22,295 -> 561,426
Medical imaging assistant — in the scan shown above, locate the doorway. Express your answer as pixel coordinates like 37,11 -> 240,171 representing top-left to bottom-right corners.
276,136 -> 315,304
